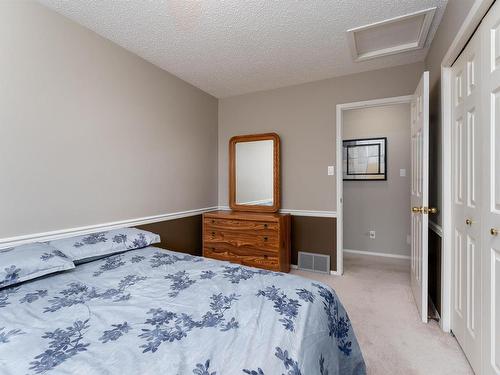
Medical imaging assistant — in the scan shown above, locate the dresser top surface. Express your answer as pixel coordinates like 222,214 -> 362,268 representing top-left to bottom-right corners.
204,210 -> 289,221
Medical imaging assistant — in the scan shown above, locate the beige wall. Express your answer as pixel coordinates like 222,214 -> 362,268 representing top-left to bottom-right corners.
343,104 -> 411,257
0,2 -> 218,238
218,62 -> 424,210
425,0 -> 476,226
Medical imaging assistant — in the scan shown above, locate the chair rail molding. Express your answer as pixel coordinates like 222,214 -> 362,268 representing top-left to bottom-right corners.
0,206 -> 218,249
217,206 -> 337,217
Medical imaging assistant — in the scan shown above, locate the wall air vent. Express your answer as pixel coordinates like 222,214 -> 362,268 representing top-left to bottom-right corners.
298,252 -> 330,274
347,7 -> 436,62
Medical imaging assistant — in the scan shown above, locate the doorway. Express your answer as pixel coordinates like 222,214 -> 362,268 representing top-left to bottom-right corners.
341,104 -> 411,263
335,95 -> 413,275
336,73 -> 434,324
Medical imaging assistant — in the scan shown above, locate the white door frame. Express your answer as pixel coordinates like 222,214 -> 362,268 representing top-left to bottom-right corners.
440,0 -> 494,333
335,95 -> 413,276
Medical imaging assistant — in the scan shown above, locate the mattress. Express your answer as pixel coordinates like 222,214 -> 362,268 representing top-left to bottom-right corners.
0,246 -> 365,374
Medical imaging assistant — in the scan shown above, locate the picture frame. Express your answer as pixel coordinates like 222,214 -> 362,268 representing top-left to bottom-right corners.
343,137 -> 387,181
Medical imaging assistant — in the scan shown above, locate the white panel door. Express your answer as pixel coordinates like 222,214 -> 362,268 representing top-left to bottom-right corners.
410,71 -> 429,323
481,3 -> 500,373
451,30 -> 483,374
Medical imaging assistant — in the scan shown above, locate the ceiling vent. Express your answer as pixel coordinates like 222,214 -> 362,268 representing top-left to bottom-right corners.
347,7 -> 436,62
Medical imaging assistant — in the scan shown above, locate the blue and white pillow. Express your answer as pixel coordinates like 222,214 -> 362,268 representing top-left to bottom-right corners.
49,227 -> 160,262
0,243 -> 75,289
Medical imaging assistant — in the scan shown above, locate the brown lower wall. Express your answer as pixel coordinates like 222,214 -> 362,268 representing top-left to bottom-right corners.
137,215 -> 202,256
138,213 -> 338,271
291,216 -> 337,271
428,228 -> 442,315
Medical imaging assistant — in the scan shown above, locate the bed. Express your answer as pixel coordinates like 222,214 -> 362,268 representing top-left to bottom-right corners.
0,245 -> 366,374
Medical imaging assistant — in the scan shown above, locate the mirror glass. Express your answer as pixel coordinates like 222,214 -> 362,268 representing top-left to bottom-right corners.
235,140 -> 274,206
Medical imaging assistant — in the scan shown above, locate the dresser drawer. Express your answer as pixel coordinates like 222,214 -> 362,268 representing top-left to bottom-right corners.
203,229 -> 279,252
203,244 -> 280,271
204,217 -> 278,233
204,242 -> 277,258
241,257 -> 281,272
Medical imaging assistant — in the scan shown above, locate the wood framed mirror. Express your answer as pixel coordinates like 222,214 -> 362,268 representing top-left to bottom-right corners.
229,133 -> 280,212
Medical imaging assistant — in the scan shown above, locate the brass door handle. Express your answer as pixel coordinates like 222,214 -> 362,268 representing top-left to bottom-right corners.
491,228 -> 499,236
411,206 -> 438,214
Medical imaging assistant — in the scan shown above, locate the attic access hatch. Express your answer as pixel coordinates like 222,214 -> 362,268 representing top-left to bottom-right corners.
347,7 -> 436,62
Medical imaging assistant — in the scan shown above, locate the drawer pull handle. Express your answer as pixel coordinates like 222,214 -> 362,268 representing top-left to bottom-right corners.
211,232 -> 215,236
211,220 -> 215,224
264,224 -> 268,229
263,236 -> 268,241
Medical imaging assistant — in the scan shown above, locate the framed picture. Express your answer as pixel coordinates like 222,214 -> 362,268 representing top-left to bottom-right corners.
343,137 -> 387,181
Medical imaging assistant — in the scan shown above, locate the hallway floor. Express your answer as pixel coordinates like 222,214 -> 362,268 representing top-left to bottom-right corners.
291,253 -> 473,375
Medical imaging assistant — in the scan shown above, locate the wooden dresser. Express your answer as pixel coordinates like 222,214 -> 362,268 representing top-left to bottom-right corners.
202,210 -> 291,272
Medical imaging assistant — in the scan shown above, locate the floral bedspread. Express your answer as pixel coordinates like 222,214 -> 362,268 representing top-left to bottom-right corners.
0,247 -> 366,374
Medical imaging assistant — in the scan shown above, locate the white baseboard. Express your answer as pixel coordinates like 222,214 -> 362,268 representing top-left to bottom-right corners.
290,263 -> 340,275
217,206 -> 337,218
343,249 -> 411,260
0,206 -> 219,249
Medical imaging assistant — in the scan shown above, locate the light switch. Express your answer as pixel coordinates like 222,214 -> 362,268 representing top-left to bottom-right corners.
400,169 -> 407,177
328,166 -> 335,176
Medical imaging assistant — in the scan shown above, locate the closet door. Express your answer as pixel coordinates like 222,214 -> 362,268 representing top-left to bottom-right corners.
451,29 -> 482,373
481,3 -> 500,373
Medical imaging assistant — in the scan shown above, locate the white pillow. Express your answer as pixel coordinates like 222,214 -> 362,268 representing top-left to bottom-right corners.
0,243 -> 75,289
50,227 -> 160,262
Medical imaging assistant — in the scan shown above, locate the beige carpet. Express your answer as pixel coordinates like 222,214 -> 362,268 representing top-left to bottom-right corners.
291,253 -> 473,375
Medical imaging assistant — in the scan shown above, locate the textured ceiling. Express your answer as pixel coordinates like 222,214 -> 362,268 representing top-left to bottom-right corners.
38,0 -> 447,98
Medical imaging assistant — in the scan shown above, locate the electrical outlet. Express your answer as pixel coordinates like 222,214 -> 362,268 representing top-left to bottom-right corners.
328,166 -> 335,176
369,230 -> 376,239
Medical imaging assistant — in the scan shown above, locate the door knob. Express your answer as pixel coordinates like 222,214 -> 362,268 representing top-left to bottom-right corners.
491,228 -> 499,236
412,206 -> 422,213
427,207 -> 438,214
465,219 -> 473,226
